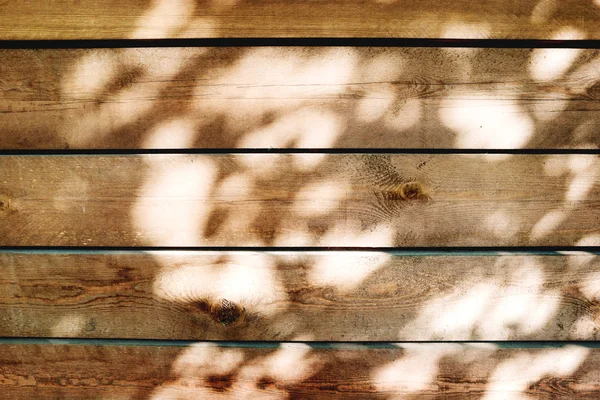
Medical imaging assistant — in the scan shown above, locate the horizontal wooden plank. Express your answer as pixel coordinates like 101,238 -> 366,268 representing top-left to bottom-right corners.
0,154 -> 598,247
2,0 -> 600,40
2,342 -> 600,398
2,47 -> 600,149
2,251 -> 600,340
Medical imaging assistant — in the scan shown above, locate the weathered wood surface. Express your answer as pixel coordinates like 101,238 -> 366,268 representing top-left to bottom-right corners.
2,47 -> 600,149
0,154 -> 598,247
1,342 -> 600,399
2,0 -> 600,40
1,251 -> 600,341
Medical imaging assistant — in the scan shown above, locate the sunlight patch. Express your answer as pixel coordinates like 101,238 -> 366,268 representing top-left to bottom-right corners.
374,344 -> 461,394
308,252 -> 391,292
531,210 -> 566,240
529,29 -> 583,82
131,0 -> 202,39
482,346 -> 589,399
485,210 -> 520,239
294,180 -> 349,218
51,314 -> 87,337
441,95 -> 533,150
385,98 -> 422,131
143,119 -> 197,148
133,157 -> 216,246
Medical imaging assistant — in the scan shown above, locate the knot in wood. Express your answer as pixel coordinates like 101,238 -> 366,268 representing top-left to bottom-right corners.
0,195 -> 10,212
587,81 -> 600,100
210,299 -> 244,326
399,182 -> 426,201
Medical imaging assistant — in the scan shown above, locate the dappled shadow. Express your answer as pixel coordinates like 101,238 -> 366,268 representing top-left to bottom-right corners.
3,0 -> 600,39
1,0 -> 600,398
3,341 -> 600,399
2,45 -> 600,149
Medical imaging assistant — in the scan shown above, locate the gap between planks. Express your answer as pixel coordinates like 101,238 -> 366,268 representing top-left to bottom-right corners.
2,338 -> 600,349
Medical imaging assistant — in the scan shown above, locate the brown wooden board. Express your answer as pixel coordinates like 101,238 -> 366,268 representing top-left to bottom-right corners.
0,154 -> 598,247
2,0 -> 600,40
1,342 -> 600,399
1,47 -> 600,149
1,251 -> 600,341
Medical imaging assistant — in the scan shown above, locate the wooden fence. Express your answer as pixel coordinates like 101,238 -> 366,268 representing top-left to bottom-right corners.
1,1 -> 600,398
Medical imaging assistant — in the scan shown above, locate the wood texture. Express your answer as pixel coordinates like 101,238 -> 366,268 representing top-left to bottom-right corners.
2,47 -> 600,149
1,342 -> 600,399
2,0 -> 600,40
2,251 -> 600,341
0,154 -> 598,247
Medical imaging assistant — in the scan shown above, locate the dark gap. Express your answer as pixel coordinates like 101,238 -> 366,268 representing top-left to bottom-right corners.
0,246 -> 598,254
1,337 -> 600,348
2,38 -> 600,49
1,148 -> 599,155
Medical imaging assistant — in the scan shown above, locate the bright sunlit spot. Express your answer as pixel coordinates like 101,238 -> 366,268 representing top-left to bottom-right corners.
374,344 -> 462,394
62,52 -> 117,97
441,22 -> 491,39
60,48 -> 192,147
308,252 -> 391,292
384,98 -> 422,131
579,271 -> 600,302
356,87 -> 396,123
143,119 -> 197,149
133,156 -> 217,246
478,258 -> 559,338
240,109 -> 343,149
482,346 -> 589,399
150,343 -> 322,399
441,94 -> 533,150
399,257 -> 562,340
576,234 -> 600,246
528,29 -> 584,82
485,210 -> 520,239
531,210 -> 566,240
154,254 -> 286,316
257,343 -> 321,383
293,180 -> 349,218
193,48 -> 357,147
50,314 -> 87,337
131,0 -> 202,39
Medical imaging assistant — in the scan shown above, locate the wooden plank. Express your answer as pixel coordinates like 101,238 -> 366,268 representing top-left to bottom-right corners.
1,341 -> 600,398
1,47 -> 600,149
2,0 -> 600,40
0,154 -> 598,247
2,251 -> 600,341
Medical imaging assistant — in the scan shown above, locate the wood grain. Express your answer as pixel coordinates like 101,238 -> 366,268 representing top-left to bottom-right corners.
1,251 -> 600,340
2,0 -> 600,40
1,342 -> 600,399
0,154 -> 598,247
2,47 -> 600,149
